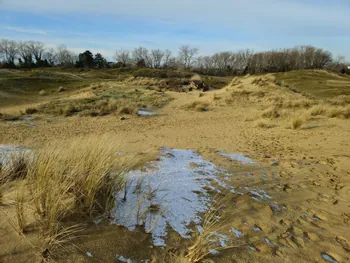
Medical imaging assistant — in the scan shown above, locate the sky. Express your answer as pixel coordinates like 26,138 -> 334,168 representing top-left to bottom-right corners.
0,0 -> 349,60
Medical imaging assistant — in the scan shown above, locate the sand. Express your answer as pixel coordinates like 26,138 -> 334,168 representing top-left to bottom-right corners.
0,75 -> 349,262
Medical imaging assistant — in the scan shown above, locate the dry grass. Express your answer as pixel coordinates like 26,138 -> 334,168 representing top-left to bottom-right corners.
261,107 -> 280,119
183,101 -> 209,112
255,119 -> 275,129
186,198 -> 241,262
291,117 -> 304,129
327,95 -> 350,106
116,98 -> 137,115
307,104 -> 350,119
308,105 -> 328,116
0,136 -> 153,261
0,152 -> 29,182
277,98 -> 314,109
15,182 -> 27,234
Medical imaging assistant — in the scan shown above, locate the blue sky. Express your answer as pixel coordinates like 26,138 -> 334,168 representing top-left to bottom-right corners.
1,0 -> 349,60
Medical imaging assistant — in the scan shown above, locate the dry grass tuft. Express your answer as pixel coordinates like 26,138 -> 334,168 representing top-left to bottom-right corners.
21,136 -> 150,259
183,101 -> 209,112
327,95 -> 350,106
261,107 -> 280,119
1,152 -> 29,182
186,198 -> 241,262
278,98 -> 314,109
255,119 -> 275,129
308,105 -> 328,116
116,98 -> 137,115
15,182 -> 27,234
291,117 -> 304,129
327,107 -> 345,118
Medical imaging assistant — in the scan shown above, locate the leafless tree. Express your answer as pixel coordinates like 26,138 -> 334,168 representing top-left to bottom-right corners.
0,39 -> 18,65
43,48 -> 57,66
115,49 -> 130,66
56,44 -> 76,67
178,45 -> 198,69
163,49 -> 172,68
18,41 -> 33,66
132,47 -> 151,67
150,49 -> 164,68
27,41 -> 45,63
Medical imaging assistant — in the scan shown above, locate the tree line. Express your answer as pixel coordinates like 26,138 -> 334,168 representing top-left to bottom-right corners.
0,39 -> 348,75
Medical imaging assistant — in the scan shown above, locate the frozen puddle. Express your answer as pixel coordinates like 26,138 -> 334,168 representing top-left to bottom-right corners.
218,152 -> 256,165
137,108 -> 154,116
112,148 -> 238,246
0,145 -> 26,167
321,253 -> 338,263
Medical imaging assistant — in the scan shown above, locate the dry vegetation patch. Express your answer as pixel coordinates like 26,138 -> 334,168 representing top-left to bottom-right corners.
183,101 -> 210,112
0,137 -> 152,262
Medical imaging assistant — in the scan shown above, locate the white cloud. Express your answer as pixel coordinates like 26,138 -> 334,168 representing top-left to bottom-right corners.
1,25 -> 49,35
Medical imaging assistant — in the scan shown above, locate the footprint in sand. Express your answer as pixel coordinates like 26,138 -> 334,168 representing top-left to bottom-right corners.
303,231 -> 319,241
336,236 -> 350,252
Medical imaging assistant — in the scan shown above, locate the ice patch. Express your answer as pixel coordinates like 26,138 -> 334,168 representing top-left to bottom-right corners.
249,190 -> 272,201
321,253 -> 338,263
0,145 -> 27,167
116,255 -> 133,263
218,152 -> 255,165
111,148 -> 229,246
231,227 -> 243,238
248,245 -> 258,252
264,238 -> 273,247
137,108 -> 154,116
253,225 -> 262,232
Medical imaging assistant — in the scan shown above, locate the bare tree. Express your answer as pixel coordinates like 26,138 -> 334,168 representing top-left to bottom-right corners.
27,41 -> 45,64
132,47 -> 151,67
150,49 -> 164,68
18,41 -> 33,66
56,44 -> 76,67
43,48 -> 57,66
163,49 -> 172,68
178,45 -> 198,69
0,39 -> 18,65
115,49 -> 130,66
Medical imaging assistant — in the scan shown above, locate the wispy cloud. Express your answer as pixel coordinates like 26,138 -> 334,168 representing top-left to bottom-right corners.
1,25 -> 49,35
